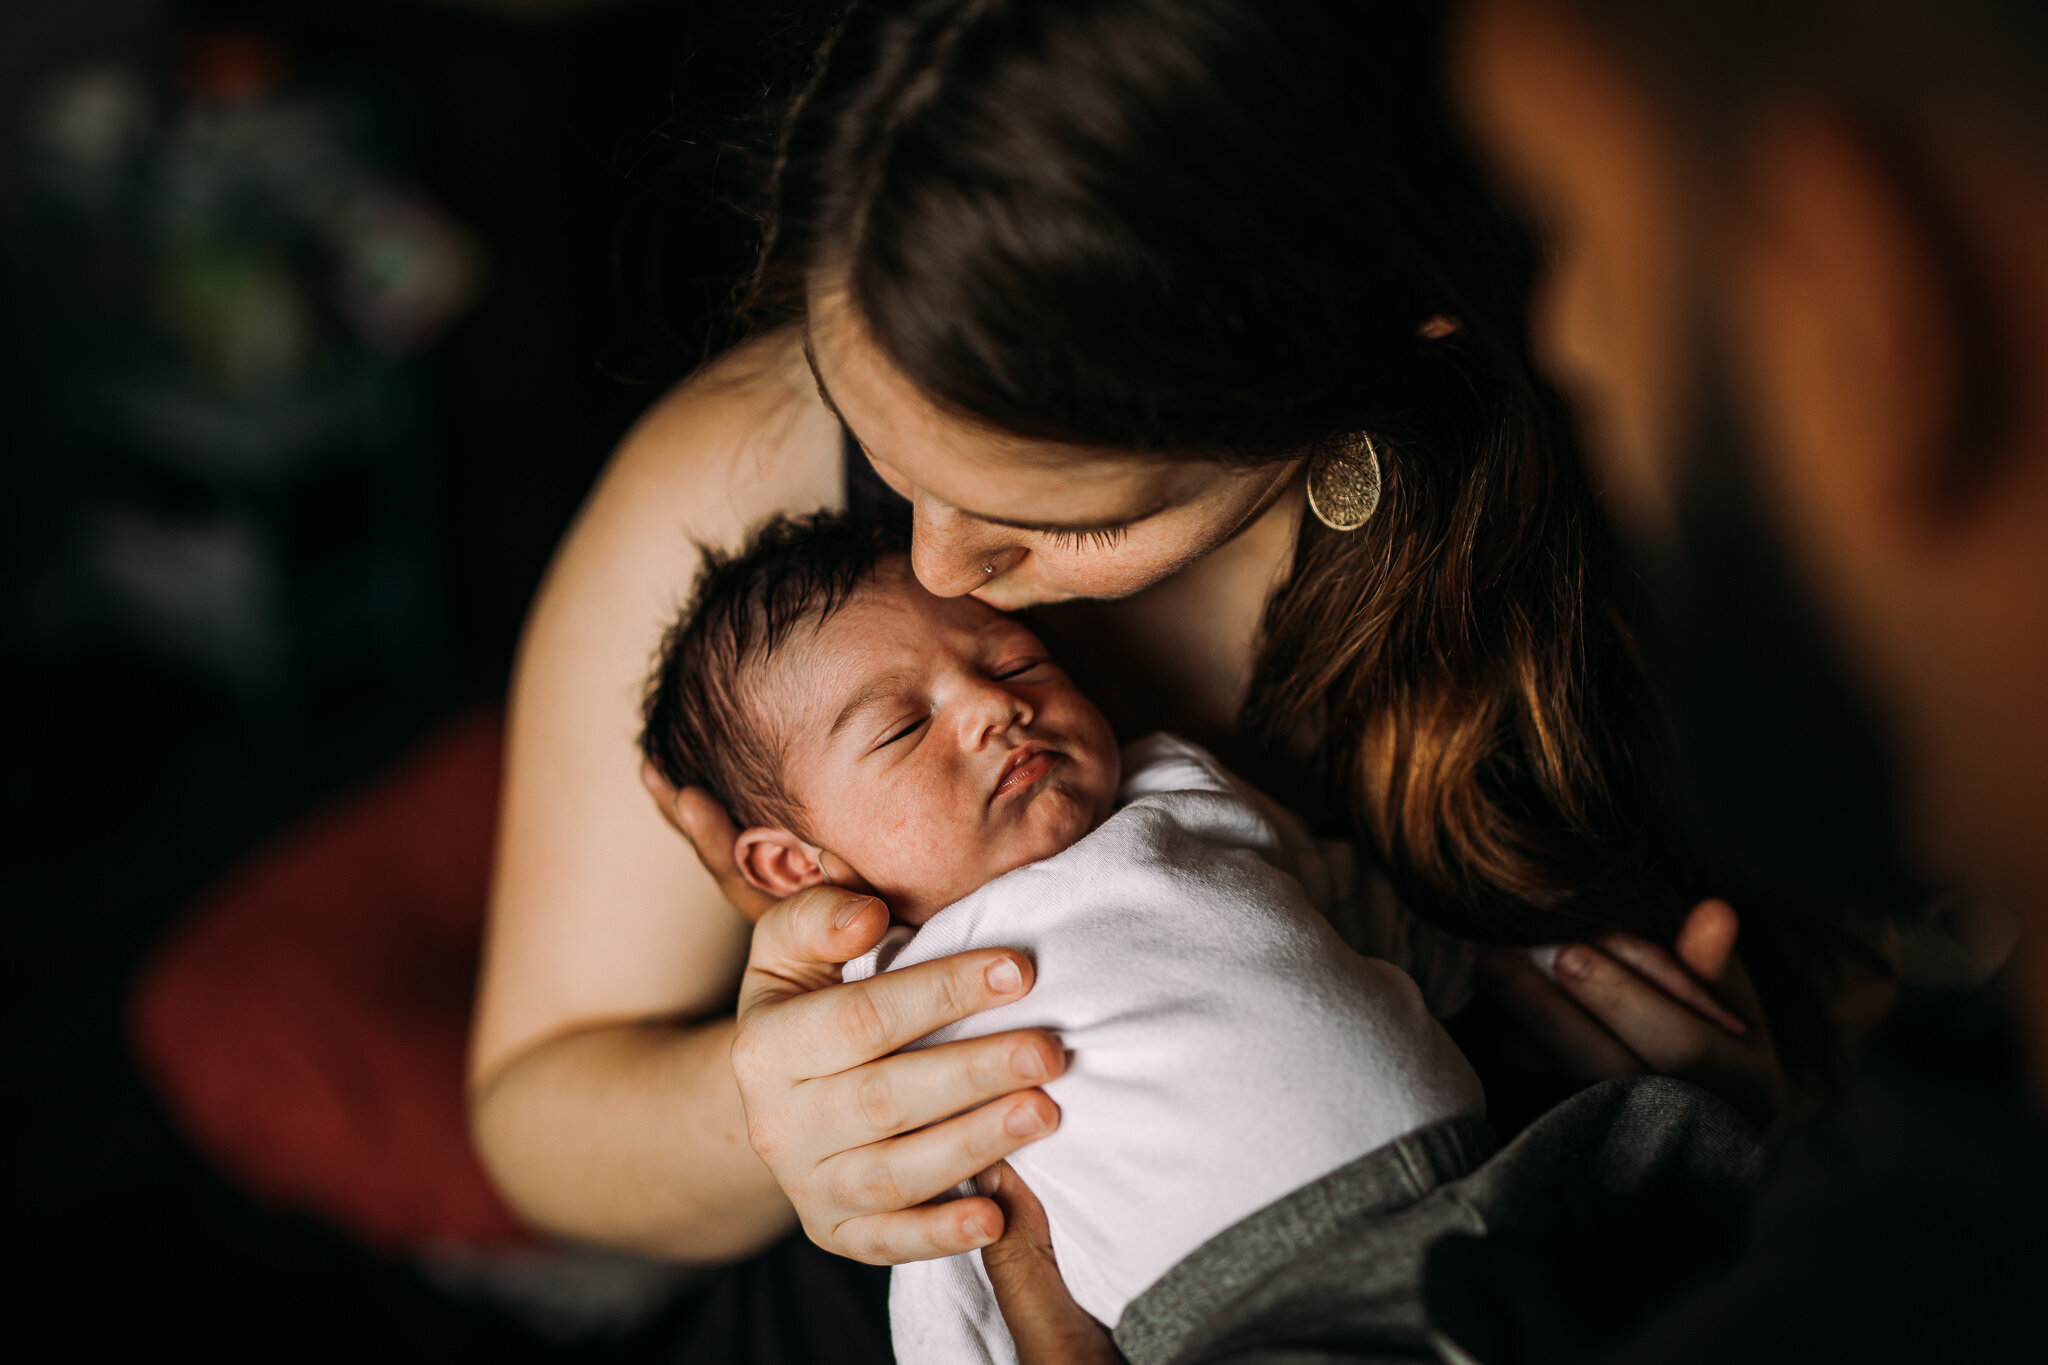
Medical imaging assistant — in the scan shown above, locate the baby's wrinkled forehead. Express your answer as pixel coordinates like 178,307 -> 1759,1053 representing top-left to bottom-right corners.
753,568 -> 958,716
750,562 -> 1008,730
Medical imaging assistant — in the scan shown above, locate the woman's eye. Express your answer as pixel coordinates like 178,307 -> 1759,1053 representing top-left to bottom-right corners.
996,661 -> 1044,680
1042,524 -> 1130,551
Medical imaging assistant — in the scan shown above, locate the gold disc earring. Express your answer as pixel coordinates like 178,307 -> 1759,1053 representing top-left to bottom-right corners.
1306,432 -> 1382,531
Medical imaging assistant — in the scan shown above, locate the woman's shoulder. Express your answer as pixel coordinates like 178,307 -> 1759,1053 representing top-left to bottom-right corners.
595,328 -> 846,547
525,328 -> 845,641
512,326 -> 850,737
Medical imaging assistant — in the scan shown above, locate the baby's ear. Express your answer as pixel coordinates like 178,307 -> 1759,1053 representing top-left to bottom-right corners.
733,827 -> 834,904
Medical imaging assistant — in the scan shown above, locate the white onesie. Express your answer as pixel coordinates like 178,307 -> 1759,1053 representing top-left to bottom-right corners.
842,734 -> 1484,1365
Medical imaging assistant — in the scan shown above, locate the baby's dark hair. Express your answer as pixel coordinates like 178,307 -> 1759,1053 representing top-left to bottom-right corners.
641,511 -> 911,833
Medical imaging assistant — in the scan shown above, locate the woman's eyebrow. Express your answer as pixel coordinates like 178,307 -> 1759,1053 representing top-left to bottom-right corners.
827,670 -> 916,741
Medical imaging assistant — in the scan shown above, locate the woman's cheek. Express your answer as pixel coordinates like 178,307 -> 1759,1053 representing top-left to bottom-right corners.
992,522 -> 1206,606
1031,547 -> 1173,602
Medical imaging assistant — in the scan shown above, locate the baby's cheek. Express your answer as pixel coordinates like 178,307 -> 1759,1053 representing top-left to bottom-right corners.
858,801 -> 976,894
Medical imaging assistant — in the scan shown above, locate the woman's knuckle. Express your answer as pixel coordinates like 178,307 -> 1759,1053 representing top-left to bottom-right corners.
874,1154 -> 918,1210
964,1115 -> 1011,1165
938,962 -> 982,1019
871,1168 -> 910,1213
852,1070 -> 903,1134
844,989 -> 895,1055
728,1028 -> 765,1079
965,1036 -> 1013,1089
833,1221 -> 891,1265
826,1153 -> 878,1204
829,1159 -> 903,1214
822,1161 -> 863,1209
782,891 -> 830,944
744,1111 -> 785,1162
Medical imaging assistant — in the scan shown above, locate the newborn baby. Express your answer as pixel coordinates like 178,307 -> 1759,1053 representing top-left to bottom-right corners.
642,512 -> 1484,1365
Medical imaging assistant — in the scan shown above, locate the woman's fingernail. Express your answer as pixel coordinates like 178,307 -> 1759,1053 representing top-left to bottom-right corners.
986,959 -> 1023,994
833,898 -> 874,931
1012,1042 -> 1048,1081
1555,946 -> 1594,980
1005,1103 -> 1048,1138
965,1211 -> 998,1244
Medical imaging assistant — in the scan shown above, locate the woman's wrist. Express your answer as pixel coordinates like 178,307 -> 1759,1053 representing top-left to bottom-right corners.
473,1013 -> 795,1262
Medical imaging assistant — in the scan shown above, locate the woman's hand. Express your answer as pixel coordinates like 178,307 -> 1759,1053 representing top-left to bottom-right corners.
1474,899 -> 1785,1128
642,762 -> 779,921
644,763 -> 1069,1263
980,1163 -> 1121,1365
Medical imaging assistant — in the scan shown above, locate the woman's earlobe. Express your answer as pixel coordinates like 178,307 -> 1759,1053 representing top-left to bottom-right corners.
733,828 -> 832,900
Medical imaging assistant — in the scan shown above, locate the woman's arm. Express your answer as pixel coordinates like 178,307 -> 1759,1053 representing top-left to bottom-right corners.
468,335 -> 844,1259
470,333 -> 1065,1261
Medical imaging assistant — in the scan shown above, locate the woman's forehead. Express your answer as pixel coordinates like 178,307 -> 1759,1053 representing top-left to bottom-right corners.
807,287 -> 1209,525
875,440 -> 1196,530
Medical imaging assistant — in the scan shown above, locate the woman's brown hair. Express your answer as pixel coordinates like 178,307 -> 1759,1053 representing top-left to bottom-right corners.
1254,375 -> 1679,943
728,0 -> 1712,951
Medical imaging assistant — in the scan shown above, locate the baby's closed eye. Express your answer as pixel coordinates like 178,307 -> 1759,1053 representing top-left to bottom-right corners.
879,715 -> 929,748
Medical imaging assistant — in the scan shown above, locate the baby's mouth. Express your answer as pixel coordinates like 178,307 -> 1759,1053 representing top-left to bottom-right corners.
992,744 -> 1059,804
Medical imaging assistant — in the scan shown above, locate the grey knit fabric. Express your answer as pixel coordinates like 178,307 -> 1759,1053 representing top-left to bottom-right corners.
1114,1078 -> 1761,1365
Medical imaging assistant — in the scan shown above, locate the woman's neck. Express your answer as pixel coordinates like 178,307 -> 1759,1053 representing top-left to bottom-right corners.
1031,471 -> 1307,776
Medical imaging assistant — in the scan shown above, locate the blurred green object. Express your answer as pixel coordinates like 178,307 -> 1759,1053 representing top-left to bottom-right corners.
20,31 -> 477,717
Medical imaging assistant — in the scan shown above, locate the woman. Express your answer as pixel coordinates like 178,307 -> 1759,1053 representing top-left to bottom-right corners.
469,0 -> 1783,1300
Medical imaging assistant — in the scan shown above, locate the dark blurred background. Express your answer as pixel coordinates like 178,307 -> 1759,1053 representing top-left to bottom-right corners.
3,0 -> 792,1354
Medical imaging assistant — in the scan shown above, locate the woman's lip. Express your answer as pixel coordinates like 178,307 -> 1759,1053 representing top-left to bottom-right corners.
992,749 -> 1058,802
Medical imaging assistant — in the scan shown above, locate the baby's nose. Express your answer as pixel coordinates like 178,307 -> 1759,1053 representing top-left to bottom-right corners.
964,680 -> 1032,744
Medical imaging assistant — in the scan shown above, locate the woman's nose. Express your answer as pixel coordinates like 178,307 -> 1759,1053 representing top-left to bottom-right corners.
910,499 -> 1019,598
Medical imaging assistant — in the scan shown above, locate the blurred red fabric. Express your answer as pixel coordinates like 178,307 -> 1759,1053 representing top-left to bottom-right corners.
131,707 -> 537,1250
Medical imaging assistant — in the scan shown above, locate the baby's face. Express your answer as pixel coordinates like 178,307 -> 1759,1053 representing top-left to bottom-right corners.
766,559 -> 1120,924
